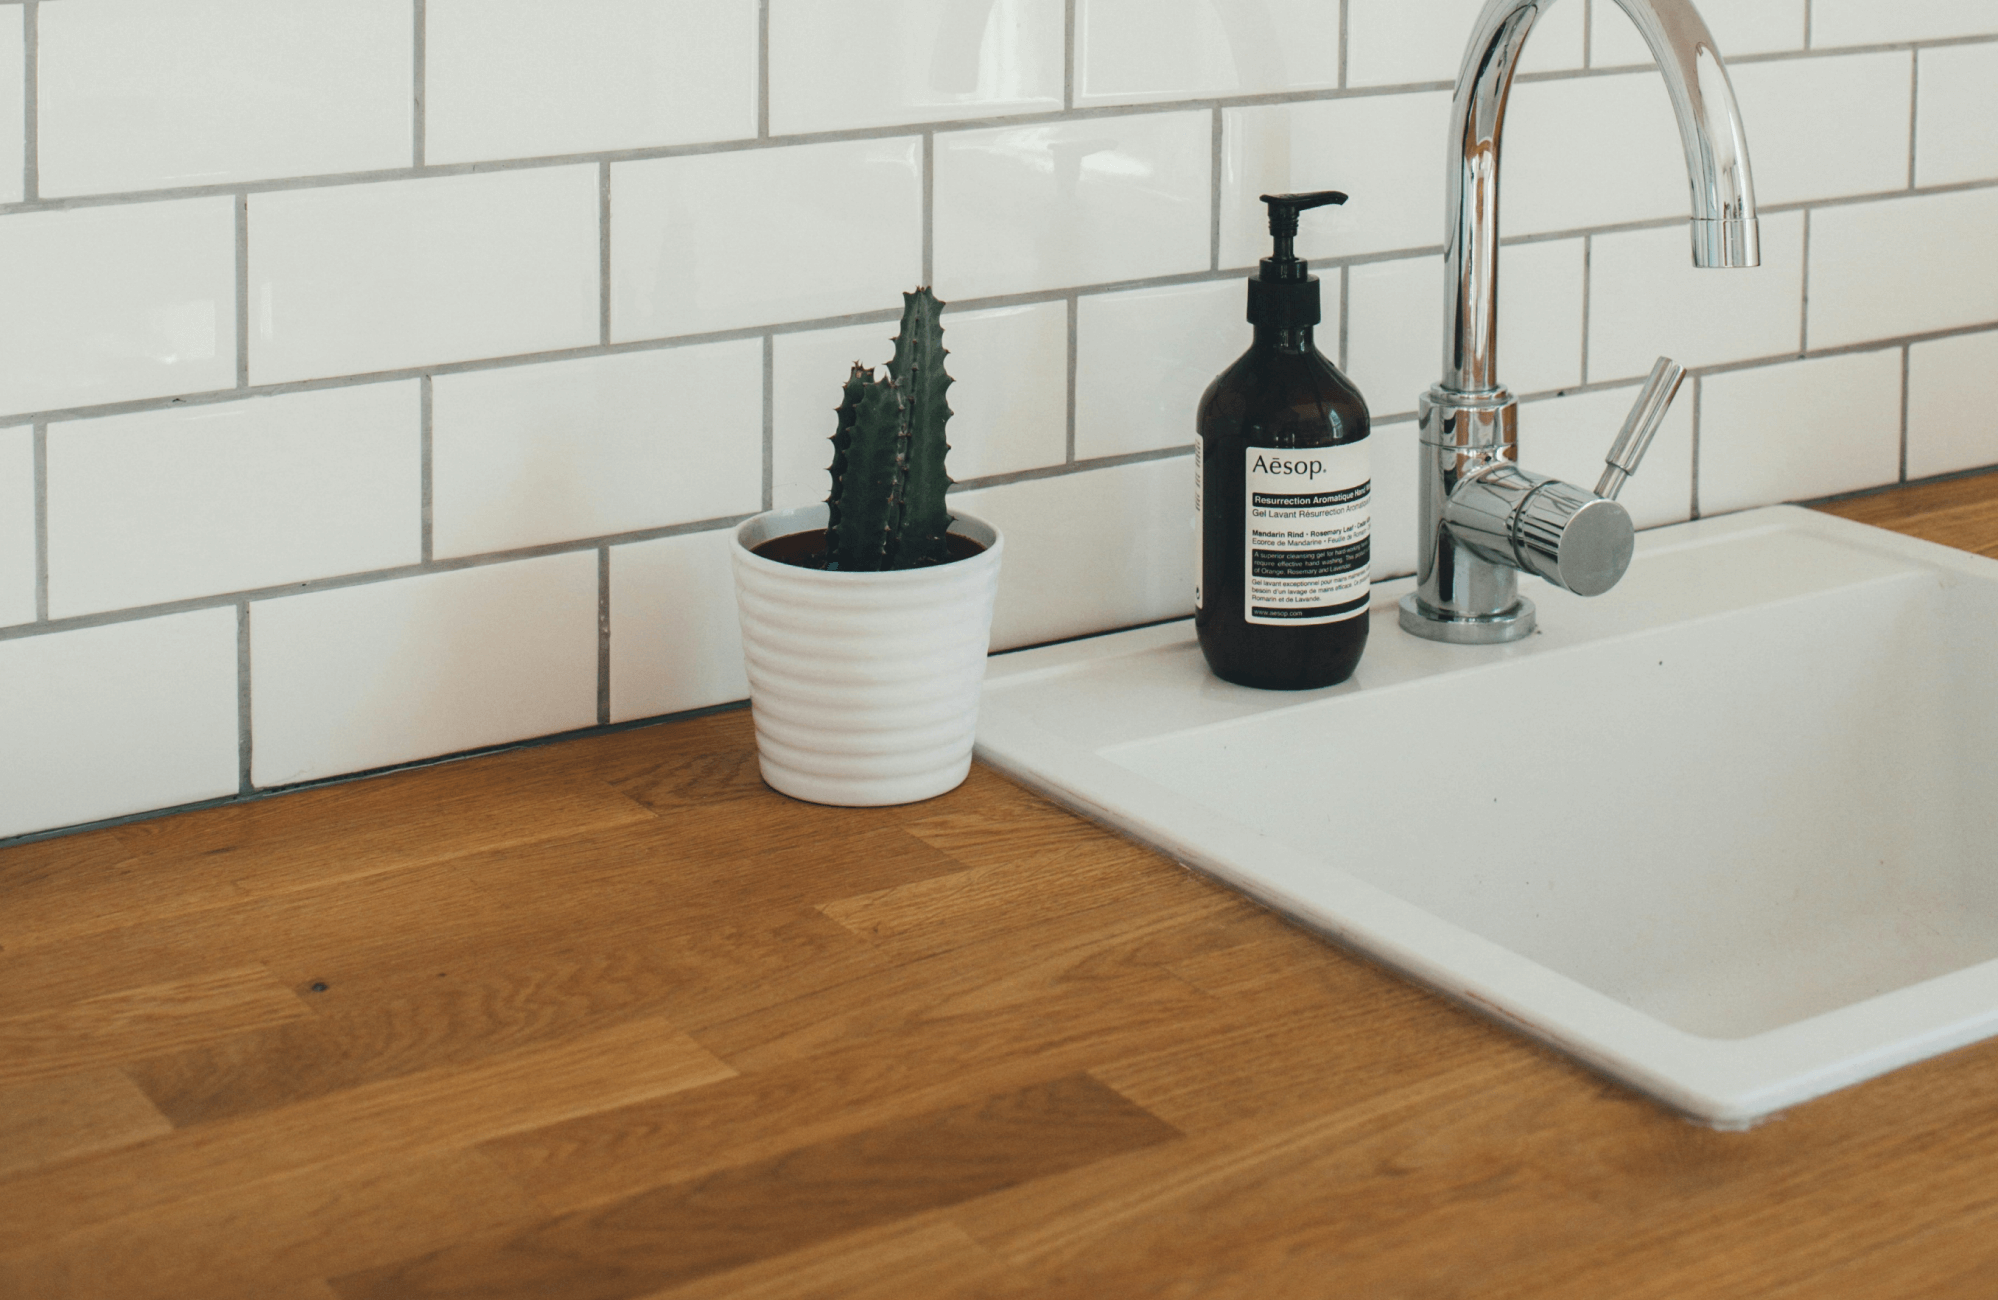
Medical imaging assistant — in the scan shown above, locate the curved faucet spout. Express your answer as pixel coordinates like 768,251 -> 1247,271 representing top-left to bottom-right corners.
1440,0 -> 1759,394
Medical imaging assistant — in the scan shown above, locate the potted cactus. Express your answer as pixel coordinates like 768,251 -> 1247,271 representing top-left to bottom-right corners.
730,288 -> 1005,806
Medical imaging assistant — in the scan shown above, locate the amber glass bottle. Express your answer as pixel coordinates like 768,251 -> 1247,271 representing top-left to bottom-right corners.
1196,191 -> 1372,690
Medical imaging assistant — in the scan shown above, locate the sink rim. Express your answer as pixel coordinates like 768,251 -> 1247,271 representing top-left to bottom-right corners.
976,506 -> 1998,1128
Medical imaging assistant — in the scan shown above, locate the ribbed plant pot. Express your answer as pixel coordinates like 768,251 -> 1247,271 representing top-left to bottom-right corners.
731,503 -> 1005,807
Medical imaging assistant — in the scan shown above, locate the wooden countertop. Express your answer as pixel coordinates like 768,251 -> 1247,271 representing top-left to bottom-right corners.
5,474 -> 1998,1299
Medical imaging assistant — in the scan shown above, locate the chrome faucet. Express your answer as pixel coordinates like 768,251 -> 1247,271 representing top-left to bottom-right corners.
1399,0 -> 1759,644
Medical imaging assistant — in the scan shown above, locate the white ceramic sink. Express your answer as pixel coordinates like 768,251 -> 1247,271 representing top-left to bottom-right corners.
976,507 -> 1998,1127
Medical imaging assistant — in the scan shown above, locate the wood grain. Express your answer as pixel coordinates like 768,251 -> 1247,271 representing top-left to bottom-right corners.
0,1069 -> 172,1178
0,967 -> 310,1087
2,478 -> 1998,1299
329,1075 -> 1177,1300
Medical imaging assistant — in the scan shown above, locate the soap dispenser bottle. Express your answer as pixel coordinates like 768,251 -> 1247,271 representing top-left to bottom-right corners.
1196,190 -> 1372,690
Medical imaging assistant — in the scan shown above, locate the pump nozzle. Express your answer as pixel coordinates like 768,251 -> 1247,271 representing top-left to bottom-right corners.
1247,190 -> 1347,329
1259,190 -> 1348,262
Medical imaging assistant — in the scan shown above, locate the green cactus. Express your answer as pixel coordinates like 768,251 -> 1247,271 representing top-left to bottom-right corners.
825,288 -> 955,571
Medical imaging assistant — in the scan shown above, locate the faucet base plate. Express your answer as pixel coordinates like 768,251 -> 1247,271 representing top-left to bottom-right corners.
1397,593 -> 1536,644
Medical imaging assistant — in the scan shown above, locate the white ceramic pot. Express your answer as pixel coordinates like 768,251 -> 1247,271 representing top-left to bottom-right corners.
731,503 -> 1004,807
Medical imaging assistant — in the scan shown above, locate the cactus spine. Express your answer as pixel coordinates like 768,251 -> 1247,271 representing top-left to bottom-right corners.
825,288 -> 955,571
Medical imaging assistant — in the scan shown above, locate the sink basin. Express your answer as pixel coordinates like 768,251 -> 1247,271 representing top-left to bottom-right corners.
976,506 -> 1998,1127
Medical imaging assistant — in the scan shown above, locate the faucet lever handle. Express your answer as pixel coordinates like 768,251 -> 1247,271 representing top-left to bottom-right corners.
1595,356 -> 1687,500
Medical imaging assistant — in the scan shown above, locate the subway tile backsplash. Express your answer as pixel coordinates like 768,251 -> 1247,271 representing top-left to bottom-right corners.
47,384 -> 422,617
37,0 -> 409,197
4,0 -> 1998,841
426,0 -> 760,164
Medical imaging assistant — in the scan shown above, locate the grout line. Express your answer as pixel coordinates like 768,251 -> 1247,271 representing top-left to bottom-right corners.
1803,0 -> 1813,50
411,0 -> 426,167
31,421 -> 47,622
1337,0 -> 1349,88
1064,295 -> 1079,464
1689,374 -> 1702,519
1799,209 -> 1812,354
1899,345 -> 1911,482
761,333 -> 774,511
419,375 -> 433,561
1908,50 -> 1921,189
921,132 -> 934,285
1063,0 -> 1077,109
1208,108 -> 1222,272
1579,233 -> 1593,384
598,161 -> 612,346
958,443 -> 1190,495
1337,266 -> 1350,371
20,1 -> 35,202
234,195 -> 249,387
1582,0 -> 1593,70
757,0 -> 771,138
596,546 -> 611,727
8,69 -> 1998,217
236,602 -> 253,795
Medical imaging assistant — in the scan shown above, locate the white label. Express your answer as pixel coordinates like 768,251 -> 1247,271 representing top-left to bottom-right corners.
1244,443 -> 1369,626
1193,433 -> 1204,610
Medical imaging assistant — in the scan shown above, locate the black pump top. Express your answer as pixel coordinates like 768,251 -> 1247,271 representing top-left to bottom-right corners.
1247,190 -> 1347,329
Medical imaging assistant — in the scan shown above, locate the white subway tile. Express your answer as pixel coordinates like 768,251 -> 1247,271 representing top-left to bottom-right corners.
1220,93 -> 1453,266
1592,0 -> 1806,64
1346,257 -> 1439,420
0,610 -> 239,839
47,385 -> 421,619
772,0 -> 1063,131
0,11 -> 21,205
0,426 -> 32,628
1501,73 -> 1689,237
1810,189 -> 1998,351
608,529 -> 747,724
613,139 -> 922,341
1077,0 -> 1340,105
1730,53 -> 1911,204
939,301 -> 1071,480
1347,0 -> 1583,87
1811,1 -> 1998,47
1347,240 -> 1584,418
935,114 -> 1210,300
251,553 -> 599,786
1076,279 -> 1242,460
771,302 -> 1066,511
37,0 -> 408,197
431,341 -> 763,560
1369,420 -> 1421,580
954,456 -> 1194,650
1516,383 -> 1694,530
1908,330 -> 1998,480
1916,43 -> 1998,187
1588,209 -> 1805,383
250,170 -> 599,387
427,0 -> 757,164
1699,351 -> 1903,516
0,199 -> 235,417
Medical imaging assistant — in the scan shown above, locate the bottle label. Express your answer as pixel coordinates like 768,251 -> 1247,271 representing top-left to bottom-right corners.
1244,443 -> 1370,625
1193,434 -> 1204,610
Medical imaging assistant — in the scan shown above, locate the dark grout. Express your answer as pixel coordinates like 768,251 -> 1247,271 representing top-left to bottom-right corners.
410,0 -> 425,168
31,420 -> 46,621
19,1 -> 34,202
595,546 -> 611,727
235,601 -> 253,794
